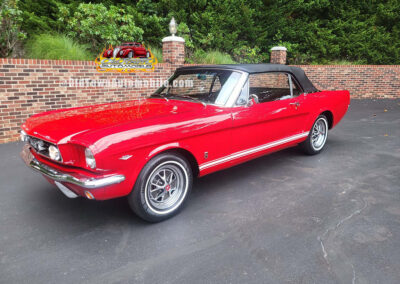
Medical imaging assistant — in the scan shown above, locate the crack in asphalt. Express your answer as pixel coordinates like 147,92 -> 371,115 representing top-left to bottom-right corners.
317,198 -> 368,280
318,235 -> 329,264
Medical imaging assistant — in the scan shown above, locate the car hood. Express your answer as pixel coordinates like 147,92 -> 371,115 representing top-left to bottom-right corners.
22,99 -> 205,145
119,46 -> 145,50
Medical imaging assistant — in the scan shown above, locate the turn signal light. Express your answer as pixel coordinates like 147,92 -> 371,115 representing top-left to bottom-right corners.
84,191 -> 95,200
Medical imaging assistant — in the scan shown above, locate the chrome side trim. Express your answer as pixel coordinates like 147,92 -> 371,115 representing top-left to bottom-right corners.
199,132 -> 309,171
29,158 -> 125,189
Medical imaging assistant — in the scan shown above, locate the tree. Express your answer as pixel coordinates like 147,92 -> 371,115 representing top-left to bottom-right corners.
0,0 -> 26,57
58,3 -> 144,51
18,0 -> 60,37
8,0 -> 400,64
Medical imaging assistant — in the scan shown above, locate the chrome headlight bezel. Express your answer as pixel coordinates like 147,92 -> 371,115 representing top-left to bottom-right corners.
85,148 -> 96,169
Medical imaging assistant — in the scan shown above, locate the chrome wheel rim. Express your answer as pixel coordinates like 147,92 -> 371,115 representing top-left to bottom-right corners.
145,161 -> 188,214
311,118 -> 328,151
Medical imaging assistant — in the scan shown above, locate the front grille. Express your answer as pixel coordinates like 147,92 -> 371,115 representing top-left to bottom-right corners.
27,136 -> 54,158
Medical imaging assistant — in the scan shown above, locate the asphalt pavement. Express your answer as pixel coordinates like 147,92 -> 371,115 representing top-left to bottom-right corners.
0,99 -> 399,284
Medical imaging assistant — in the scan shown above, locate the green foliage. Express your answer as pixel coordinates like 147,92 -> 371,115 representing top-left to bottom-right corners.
188,50 -> 236,64
0,0 -> 26,57
232,46 -> 268,63
162,0 -> 400,64
7,0 -> 400,64
177,22 -> 194,50
147,45 -> 162,62
162,0 -> 261,53
18,0 -> 60,37
26,33 -> 93,60
126,1 -> 166,48
257,0 -> 400,64
58,3 -> 144,51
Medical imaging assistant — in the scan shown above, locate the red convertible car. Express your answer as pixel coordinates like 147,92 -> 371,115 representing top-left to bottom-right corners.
20,64 -> 350,222
102,42 -> 150,58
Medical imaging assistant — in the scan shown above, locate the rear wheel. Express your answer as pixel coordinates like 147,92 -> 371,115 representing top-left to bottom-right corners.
300,115 -> 329,155
128,153 -> 192,222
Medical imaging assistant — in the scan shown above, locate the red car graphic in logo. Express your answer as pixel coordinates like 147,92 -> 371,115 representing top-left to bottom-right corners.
103,42 -> 151,58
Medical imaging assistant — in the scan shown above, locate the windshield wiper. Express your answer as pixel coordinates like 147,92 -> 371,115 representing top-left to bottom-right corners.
151,93 -> 169,101
169,94 -> 206,106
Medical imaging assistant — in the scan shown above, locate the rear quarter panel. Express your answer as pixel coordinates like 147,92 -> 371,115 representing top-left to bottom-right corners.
303,90 -> 350,131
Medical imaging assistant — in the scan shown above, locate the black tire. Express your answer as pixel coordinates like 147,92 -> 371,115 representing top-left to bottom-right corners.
128,152 -> 193,222
300,115 -> 329,155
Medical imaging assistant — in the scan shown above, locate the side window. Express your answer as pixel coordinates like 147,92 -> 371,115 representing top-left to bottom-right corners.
211,76 -> 222,93
248,72 -> 300,103
236,80 -> 249,105
291,78 -> 301,97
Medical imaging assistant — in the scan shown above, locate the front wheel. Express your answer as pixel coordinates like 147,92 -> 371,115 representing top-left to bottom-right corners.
300,115 -> 329,155
128,153 -> 192,222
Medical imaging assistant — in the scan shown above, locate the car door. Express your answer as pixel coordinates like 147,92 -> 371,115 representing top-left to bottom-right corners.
230,72 -> 309,160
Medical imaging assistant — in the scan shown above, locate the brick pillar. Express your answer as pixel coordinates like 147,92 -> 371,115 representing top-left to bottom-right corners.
162,36 -> 185,65
270,46 -> 287,64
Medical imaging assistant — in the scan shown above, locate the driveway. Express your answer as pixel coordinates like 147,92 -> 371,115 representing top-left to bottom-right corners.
1,99 -> 399,283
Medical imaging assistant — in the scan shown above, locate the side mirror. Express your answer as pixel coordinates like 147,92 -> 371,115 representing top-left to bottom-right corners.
247,94 -> 259,106
247,97 -> 255,107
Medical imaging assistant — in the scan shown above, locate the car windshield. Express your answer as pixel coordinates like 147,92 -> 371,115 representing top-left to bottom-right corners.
152,70 -> 242,106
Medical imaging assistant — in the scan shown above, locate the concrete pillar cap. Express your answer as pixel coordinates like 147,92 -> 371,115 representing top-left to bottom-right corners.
162,36 -> 185,43
270,46 -> 287,51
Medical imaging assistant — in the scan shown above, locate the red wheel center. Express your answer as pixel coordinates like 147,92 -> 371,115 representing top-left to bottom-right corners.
165,184 -> 171,191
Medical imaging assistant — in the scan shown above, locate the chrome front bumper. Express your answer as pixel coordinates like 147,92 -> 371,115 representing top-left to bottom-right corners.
21,145 -> 125,189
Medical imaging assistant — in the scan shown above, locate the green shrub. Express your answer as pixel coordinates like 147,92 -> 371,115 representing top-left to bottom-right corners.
189,50 -> 236,64
58,3 -> 144,52
147,46 -> 163,62
232,46 -> 268,63
26,34 -> 93,60
0,0 -> 26,57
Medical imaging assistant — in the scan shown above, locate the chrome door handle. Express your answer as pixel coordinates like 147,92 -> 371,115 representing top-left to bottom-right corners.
289,102 -> 300,107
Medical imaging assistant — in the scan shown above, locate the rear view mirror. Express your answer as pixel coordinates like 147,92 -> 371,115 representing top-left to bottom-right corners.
197,74 -> 207,80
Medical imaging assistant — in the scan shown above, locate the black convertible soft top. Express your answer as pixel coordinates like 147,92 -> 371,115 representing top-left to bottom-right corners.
176,64 -> 318,93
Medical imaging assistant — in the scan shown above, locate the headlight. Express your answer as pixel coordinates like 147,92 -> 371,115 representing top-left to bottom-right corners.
49,145 -> 61,161
20,130 -> 27,142
85,148 -> 96,169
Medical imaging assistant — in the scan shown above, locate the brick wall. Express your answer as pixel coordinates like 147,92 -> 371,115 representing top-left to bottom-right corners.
0,58 -> 179,143
0,58 -> 399,143
296,65 -> 400,99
